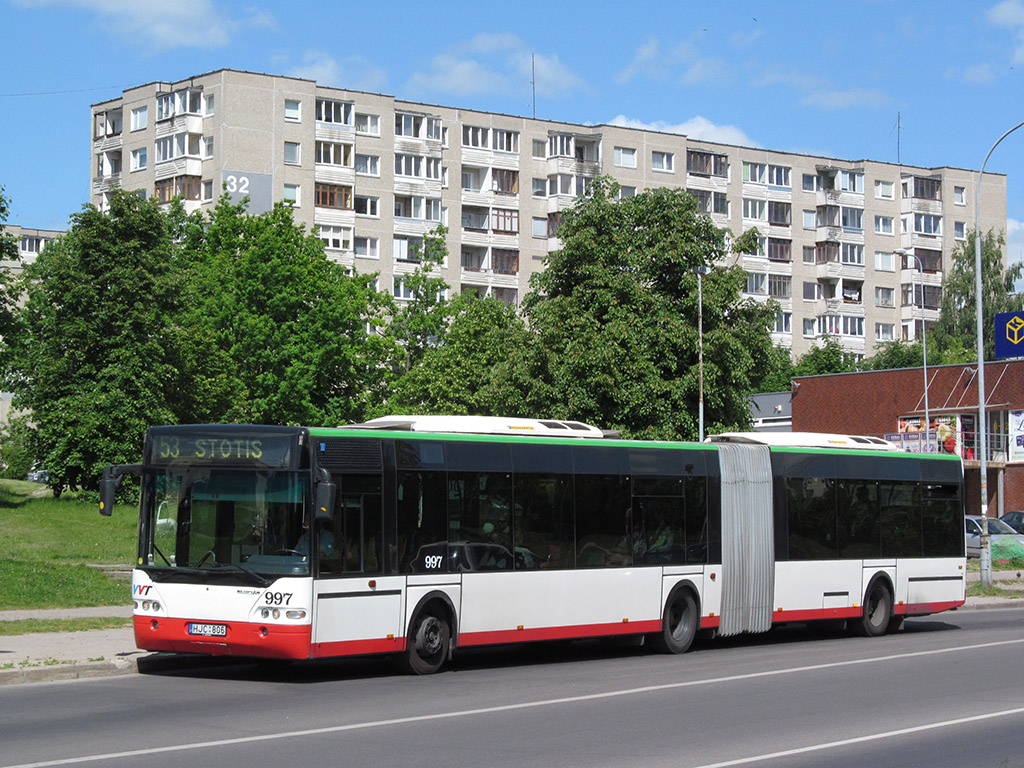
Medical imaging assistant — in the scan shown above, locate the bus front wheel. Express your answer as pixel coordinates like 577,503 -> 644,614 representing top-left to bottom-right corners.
853,581 -> 892,637
401,610 -> 450,675
649,588 -> 698,654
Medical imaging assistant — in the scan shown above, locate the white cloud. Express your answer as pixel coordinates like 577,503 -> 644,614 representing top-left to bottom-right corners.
951,63 -> 996,84
608,114 -> 758,148
681,58 -> 729,86
799,87 -> 890,110
615,37 -> 726,86
286,51 -> 388,93
729,29 -> 764,48
404,35 -> 585,100
988,0 -> 1024,63
12,0 -> 273,51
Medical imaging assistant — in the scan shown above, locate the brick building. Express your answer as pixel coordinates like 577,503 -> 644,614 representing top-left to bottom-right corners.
791,360 -> 1024,517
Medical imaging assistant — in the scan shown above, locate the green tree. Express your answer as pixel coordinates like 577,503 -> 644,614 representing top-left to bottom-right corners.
511,178 -> 776,439
858,340 -> 924,371
387,293 -> 533,415
0,186 -> 22,364
931,229 -> 1024,361
792,335 -> 859,378
751,344 -> 796,392
183,199 -> 392,426
5,191 -> 186,493
386,226 -> 452,372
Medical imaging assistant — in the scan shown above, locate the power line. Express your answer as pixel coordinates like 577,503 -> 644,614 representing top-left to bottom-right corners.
0,86 -> 119,97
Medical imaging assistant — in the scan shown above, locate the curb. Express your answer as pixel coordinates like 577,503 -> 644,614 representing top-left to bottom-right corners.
0,658 -> 136,686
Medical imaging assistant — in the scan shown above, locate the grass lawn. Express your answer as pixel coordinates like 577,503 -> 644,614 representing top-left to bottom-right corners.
0,480 -> 138,610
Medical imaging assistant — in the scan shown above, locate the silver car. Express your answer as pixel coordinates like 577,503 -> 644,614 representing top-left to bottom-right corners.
965,515 -> 1024,558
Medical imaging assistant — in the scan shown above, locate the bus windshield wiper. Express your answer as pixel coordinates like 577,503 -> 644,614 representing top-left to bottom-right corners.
215,561 -> 272,587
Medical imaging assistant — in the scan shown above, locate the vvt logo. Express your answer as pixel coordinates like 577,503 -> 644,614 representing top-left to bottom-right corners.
995,312 -> 1024,359
133,584 -> 152,597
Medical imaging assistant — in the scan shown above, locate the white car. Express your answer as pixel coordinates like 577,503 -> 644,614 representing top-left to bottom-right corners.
965,515 -> 1024,558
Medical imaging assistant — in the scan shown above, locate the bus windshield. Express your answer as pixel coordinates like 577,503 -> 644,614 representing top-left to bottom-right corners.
143,467 -> 311,578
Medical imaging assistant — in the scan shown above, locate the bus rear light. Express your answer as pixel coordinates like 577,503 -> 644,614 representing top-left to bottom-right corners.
285,610 -> 306,620
260,627 -> 268,637
368,580 -> 377,589
151,620 -> 159,630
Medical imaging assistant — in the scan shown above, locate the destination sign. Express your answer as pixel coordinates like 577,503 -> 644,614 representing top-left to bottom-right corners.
146,427 -> 301,468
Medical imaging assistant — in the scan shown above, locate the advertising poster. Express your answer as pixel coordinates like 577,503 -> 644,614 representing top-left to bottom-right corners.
1011,410 -> 1024,464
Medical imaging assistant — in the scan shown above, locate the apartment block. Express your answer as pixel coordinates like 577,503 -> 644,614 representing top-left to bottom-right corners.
90,68 -> 1008,359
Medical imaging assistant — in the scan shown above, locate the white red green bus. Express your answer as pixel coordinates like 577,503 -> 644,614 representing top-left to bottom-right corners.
100,416 -> 965,674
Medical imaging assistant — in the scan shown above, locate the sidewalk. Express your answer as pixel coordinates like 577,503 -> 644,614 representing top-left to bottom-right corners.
2,583 -> 1022,686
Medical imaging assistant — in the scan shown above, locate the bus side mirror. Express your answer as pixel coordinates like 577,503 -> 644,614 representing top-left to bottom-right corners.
315,481 -> 336,523
99,464 -> 141,516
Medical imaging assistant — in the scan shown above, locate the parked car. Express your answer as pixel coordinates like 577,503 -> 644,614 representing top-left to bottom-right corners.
999,510 -> 1024,534
965,515 -> 1024,558
26,468 -> 48,483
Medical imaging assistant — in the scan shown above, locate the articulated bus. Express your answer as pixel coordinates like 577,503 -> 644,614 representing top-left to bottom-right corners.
100,416 -> 965,674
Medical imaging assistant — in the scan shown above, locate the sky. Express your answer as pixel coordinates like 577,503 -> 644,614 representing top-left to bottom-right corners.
2,0 -> 1024,285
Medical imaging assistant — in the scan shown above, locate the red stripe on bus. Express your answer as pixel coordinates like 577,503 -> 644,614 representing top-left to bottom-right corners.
895,599 -> 966,616
457,619 -> 662,647
133,616 -> 312,659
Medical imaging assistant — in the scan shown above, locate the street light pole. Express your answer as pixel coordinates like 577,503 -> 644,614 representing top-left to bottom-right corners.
894,248 -> 930,447
694,266 -> 711,442
974,120 -> 1024,588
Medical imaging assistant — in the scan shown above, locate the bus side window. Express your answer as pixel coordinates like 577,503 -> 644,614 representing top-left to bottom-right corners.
396,470 -> 448,573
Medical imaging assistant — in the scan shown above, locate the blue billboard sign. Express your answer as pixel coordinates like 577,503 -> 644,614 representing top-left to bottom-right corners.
995,311 -> 1024,359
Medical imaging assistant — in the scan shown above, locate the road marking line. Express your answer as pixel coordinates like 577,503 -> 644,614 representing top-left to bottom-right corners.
7,637 -> 1024,768
691,705 -> 1024,767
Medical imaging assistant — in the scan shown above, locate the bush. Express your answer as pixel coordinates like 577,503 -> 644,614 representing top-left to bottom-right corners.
0,416 -> 39,480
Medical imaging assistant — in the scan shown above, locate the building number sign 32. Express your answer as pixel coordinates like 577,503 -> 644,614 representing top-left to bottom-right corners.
224,174 -> 250,195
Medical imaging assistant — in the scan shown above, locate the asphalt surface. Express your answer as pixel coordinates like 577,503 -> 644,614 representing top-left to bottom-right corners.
1,570 -> 1021,686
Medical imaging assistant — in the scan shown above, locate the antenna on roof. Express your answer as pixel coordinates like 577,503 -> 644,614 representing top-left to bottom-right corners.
531,53 -> 536,119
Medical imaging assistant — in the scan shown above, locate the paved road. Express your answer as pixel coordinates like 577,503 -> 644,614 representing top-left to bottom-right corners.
2,607 -> 1024,768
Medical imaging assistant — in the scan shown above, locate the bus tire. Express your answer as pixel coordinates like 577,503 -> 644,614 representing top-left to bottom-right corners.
853,580 -> 892,637
649,587 -> 698,654
400,609 -> 450,675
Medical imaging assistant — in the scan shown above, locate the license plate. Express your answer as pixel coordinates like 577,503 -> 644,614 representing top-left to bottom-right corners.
188,622 -> 227,637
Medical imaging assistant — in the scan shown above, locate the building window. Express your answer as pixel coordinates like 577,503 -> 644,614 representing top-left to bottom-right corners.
355,154 -> 379,176
426,118 -> 443,141
532,217 -> 547,238
803,246 -> 816,264
767,201 -> 791,226
954,186 -> 966,205
841,243 -> 864,265
493,169 -> 519,195
767,238 -> 791,262
686,150 -> 728,178
841,316 -> 865,337
204,94 -> 214,116
619,186 -> 637,200
283,183 -> 299,206
317,99 -> 353,125
742,162 -> 766,184
284,141 -> 301,166
742,198 -> 766,221
802,173 -> 818,192
395,154 -> 424,178
394,236 -> 421,263
20,236 -> 44,253
954,221 -> 966,240
652,151 -> 674,172
768,274 -> 792,298
815,242 -> 840,263
493,129 -> 519,153
493,287 -> 517,306
914,213 -> 942,236
396,113 -> 423,138
745,272 -> 767,295
202,179 -> 213,202
802,209 -> 816,229
875,251 -> 895,272
316,141 -> 352,167
319,225 -> 352,251
354,236 -> 378,259
875,180 -> 894,200
876,323 -> 895,341
355,195 -> 379,217
532,177 -> 547,197
803,318 -> 816,337
284,99 -> 301,122
902,283 -> 942,309
130,147 -> 147,171
154,175 -> 201,203
768,165 -> 791,187
841,206 -> 864,231
355,113 -> 380,135
839,171 -> 863,193
463,125 -> 489,148
614,146 -> 637,168
203,136 -> 214,159
875,215 -> 894,235
775,311 -> 792,333
492,208 -> 519,234
912,177 -> 942,201
130,106 -> 147,131
315,183 -> 352,209
549,134 -> 573,158
875,286 -> 895,307
493,249 -> 519,275
532,139 -> 546,159
803,281 -> 824,301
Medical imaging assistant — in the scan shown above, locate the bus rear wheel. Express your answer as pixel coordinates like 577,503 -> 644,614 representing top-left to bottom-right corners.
649,589 -> 698,654
853,581 -> 892,637
400,610 -> 450,675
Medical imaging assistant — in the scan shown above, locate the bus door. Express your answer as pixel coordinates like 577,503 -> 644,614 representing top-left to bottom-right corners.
312,473 -> 404,657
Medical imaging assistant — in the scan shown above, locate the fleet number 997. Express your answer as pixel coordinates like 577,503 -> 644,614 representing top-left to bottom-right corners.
264,592 -> 293,606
